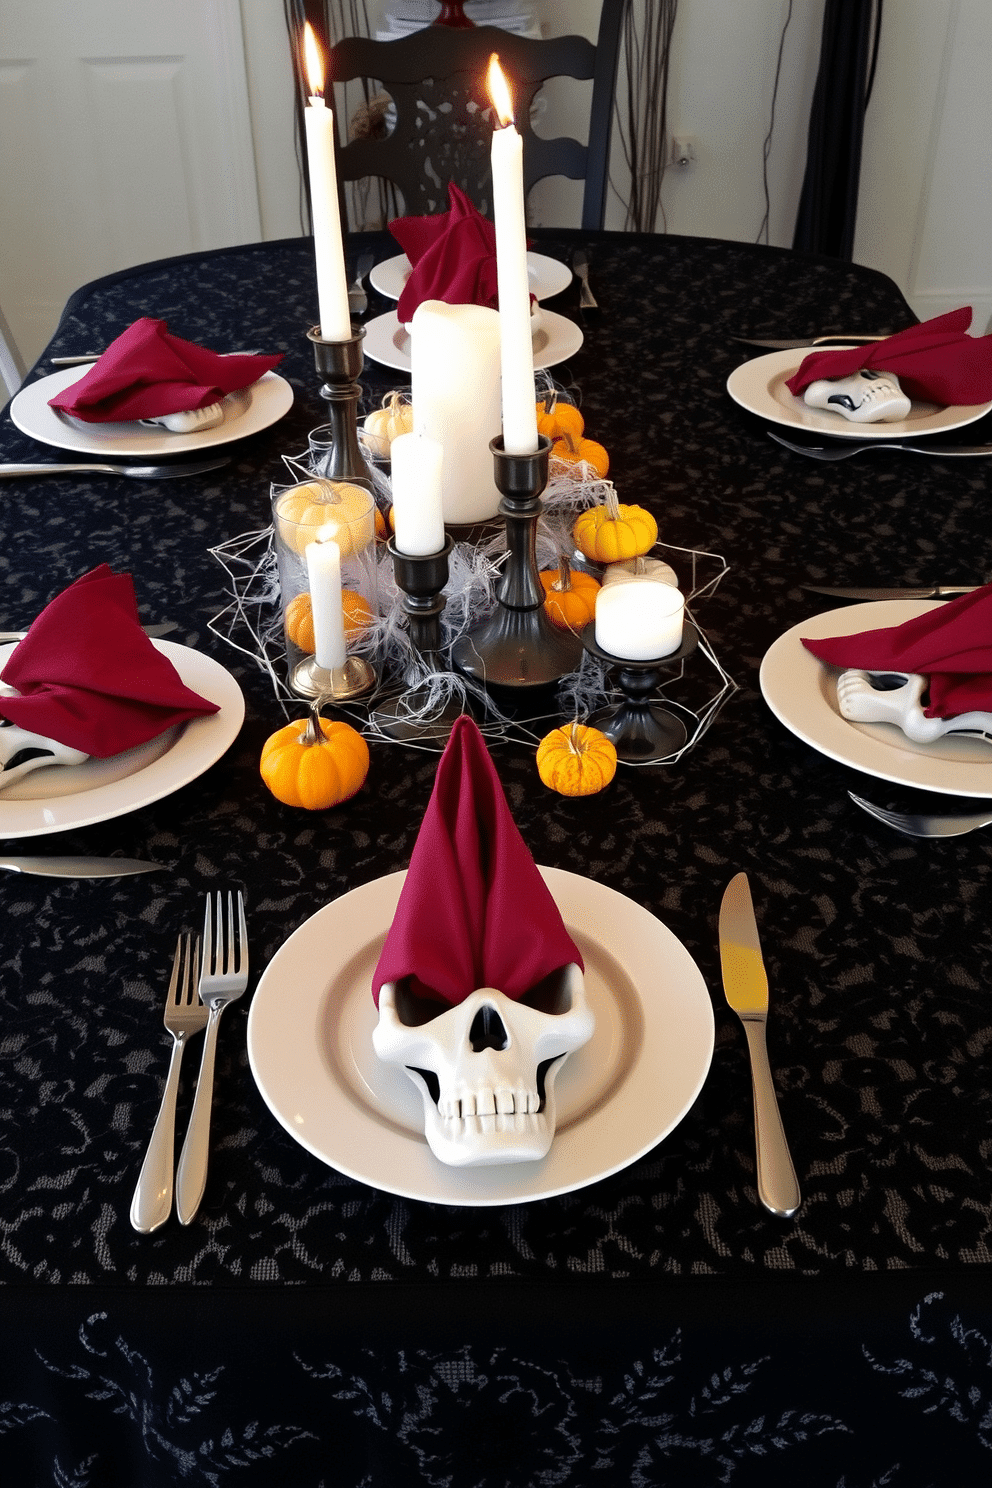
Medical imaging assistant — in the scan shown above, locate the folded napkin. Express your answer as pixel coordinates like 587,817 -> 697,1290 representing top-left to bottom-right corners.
803,583 -> 992,717
785,307 -> 992,407
0,565 -> 219,755
391,183 -> 500,326
372,716 -> 582,1007
48,317 -> 283,424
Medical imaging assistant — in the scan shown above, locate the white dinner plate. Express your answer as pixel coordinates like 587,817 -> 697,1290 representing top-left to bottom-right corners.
9,367 -> 294,458
0,640 -> 245,837
362,308 -> 584,374
727,347 -> 992,441
760,600 -> 992,797
369,250 -> 572,304
247,867 -> 714,1207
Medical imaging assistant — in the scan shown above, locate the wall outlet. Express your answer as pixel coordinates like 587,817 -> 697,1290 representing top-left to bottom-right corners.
671,135 -> 697,168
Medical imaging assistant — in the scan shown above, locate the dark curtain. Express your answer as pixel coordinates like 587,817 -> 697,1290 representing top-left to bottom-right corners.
792,0 -> 883,259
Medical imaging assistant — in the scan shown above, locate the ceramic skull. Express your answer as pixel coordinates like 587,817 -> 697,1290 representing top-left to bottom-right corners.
803,368 -> 911,423
837,669 -> 992,743
0,716 -> 88,791
373,962 -> 593,1167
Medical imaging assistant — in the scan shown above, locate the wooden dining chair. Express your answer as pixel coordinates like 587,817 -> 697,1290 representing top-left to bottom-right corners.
323,2 -> 628,230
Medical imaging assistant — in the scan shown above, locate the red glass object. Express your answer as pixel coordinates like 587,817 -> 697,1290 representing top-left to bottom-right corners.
434,2 -> 474,26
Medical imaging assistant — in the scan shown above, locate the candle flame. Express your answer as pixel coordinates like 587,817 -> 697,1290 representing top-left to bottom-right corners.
303,22 -> 324,97
486,53 -> 514,128
316,524 -> 341,546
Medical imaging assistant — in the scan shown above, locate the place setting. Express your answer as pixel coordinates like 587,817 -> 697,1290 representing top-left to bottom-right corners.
0,564 -> 244,838
728,306 -> 992,458
7,316 -> 294,467
760,584 -> 992,800
248,715 -> 715,1207
360,182 -> 582,373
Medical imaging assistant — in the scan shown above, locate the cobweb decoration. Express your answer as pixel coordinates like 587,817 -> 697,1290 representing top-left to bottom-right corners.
207,416 -> 737,759
207,526 -> 292,714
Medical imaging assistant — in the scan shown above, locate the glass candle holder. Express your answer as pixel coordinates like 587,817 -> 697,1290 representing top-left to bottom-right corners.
271,477 -> 379,699
305,424 -> 336,478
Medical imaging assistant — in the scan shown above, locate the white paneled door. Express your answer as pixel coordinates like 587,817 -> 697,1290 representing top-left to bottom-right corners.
0,0 -> 261,370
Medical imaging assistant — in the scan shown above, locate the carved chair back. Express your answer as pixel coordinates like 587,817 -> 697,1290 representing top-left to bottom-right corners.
327,6 -> 626,229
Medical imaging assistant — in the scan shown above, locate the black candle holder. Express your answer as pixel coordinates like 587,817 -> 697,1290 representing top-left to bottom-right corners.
450,435 -> 582,691
374,534 -> 463,743
306,325 -> 373,492
387,534 -> 453,658
582,620 -> 700,764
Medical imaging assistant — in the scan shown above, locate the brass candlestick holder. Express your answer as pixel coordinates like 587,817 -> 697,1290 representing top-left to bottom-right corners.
451,435 -> 582,692
306,325 -> 373,492
582,621 -> 700,764
291,651 -> 376,704
374,535 -> 464,743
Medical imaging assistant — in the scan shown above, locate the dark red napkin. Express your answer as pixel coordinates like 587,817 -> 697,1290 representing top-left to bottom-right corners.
48,317 -> 283,424
803,583 -> 992,717
371,716 -> 582,1007
785,307 -> 992,406
391,183 -> 500,326
0,565 -> 220,755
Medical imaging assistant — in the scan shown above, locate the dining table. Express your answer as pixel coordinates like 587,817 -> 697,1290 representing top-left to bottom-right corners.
2,222 -> 992,1488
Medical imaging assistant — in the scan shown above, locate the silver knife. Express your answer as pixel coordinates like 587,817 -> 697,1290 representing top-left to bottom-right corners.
50,349 -> 261,366
0,622 -> 177,642
803,584 -> 979,601
733,333 -> 889,350
719,872 -> 801,1219
0,459 -> 231,480
0,857 -> 165,878
572,249 -> 598,310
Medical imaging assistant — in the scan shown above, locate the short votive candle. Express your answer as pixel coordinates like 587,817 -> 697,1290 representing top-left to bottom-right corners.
595,581 -> 685,661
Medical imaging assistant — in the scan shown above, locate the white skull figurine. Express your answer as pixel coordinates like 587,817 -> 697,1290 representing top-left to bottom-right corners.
837,669 -> 992,743
0,717 -> 88,791
373,963 -> 593,1167
803,368 -> 911,423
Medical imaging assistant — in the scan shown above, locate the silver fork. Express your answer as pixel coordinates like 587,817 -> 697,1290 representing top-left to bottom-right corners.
175,891 -> 249,1225
130,933 -> 205,1234
848,790 -> 992,838
768,432 -> 992,461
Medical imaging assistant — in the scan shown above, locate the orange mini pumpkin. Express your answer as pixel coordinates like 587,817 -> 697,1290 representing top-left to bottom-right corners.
535,397 -> 585,443
536,723 -> 617,797
573,486 -> 657,563
260,710 -> 370,810
552,430 -> 610,478
284,590 -> 373,655
539,556 -> 600,630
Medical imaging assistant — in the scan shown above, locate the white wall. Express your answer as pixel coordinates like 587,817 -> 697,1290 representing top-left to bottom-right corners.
855,0 -> 992,333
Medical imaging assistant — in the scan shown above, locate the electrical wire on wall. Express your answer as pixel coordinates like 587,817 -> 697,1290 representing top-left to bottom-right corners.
611,0 -> 678,233
755,0 -> 794,245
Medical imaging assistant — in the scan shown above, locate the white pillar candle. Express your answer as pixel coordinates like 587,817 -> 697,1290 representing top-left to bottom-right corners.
302,24 -> 351,342
487,56 -> 538,456
305,529 -> 347,670
595,582 -> 685,661
410,299 -> 502,524
390,431 -> 445,555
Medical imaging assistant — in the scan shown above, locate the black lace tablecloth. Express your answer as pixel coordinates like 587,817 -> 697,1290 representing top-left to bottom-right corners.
2,230 -> 992,1485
